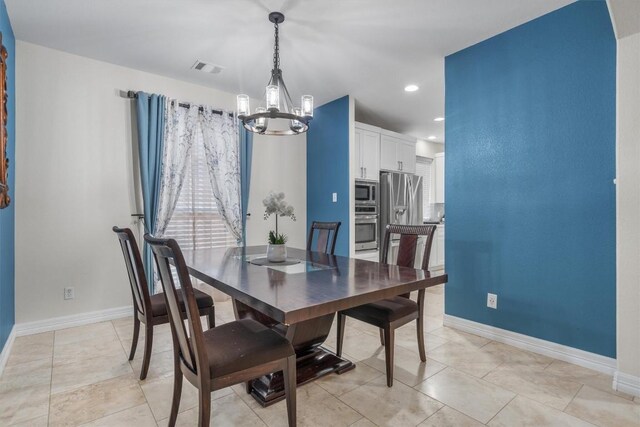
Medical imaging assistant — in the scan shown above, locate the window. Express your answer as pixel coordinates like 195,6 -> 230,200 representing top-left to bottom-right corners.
164,139 -> 237,251
416,156 -> 433,220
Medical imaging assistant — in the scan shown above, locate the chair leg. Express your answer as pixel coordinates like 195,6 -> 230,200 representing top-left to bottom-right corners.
283,355 -> 297,427
245,381 -> 252,394
416,288 -> 426,362
139,324 -> 153,380
336,313 -> 346,357
416,317 -> 426,362
168,360 -> 183,427
197,389 -> 211,427
379,328 -> 385,346
383,327 -> 394,387
207,307 -> 215,329
129,316 -> 140,360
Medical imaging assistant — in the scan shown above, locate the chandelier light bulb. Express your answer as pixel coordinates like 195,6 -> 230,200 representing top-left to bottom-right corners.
301,95 -> 314,117
255,107 -> 267,132
290,108 -> 304,133
237,94 -> 250,117
266,85 -> 280,111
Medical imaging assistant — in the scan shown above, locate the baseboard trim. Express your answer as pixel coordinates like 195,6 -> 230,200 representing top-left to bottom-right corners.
613,371 -> 640,397
443,314 -> 617,375
15,305 -> 133,337
0,325 -> 16,377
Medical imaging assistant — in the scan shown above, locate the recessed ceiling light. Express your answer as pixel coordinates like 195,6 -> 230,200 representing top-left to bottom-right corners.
404,84 -> 419,92
434,117 -> 445,122
427,136 -> 437,140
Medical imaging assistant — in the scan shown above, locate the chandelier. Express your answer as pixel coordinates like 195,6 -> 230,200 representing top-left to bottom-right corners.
237,12 -> 313,135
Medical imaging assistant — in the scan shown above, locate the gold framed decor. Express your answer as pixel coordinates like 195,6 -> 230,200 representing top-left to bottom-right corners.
0,32 -> 8,209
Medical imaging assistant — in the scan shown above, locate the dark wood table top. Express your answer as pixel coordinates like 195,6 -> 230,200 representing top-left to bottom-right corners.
182,246 -> 448,324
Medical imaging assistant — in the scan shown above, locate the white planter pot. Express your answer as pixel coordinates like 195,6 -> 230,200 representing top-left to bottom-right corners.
266,244 -> 287,263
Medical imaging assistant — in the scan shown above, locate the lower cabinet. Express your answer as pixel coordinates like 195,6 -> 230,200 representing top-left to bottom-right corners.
429,225 -> 445,270
353,250 -> 379,262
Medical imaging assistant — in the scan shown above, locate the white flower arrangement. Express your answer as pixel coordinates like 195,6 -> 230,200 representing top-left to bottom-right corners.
263,191 -> 296,243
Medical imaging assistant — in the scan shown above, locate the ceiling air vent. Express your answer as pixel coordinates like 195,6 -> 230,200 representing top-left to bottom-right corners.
191,60 -> 224,74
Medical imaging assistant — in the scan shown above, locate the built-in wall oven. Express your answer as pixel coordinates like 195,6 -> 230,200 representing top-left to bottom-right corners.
355,180 -> 379,251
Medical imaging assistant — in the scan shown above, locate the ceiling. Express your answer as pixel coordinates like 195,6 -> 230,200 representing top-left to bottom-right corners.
6,0 -> 574,142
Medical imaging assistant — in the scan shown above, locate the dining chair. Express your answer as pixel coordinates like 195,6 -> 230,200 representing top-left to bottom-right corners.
307,221 -> 341,254
112,226 -> 215,380
336,224 -> 437,387
145,234 -> 297,427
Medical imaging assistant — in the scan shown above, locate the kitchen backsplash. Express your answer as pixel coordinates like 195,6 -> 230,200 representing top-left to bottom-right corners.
424,203 -> 445,222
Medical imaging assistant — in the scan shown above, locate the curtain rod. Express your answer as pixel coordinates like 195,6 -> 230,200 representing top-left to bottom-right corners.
126,91 -> 234,118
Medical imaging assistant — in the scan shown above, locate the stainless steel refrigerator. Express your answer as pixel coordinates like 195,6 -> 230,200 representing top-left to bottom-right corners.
379,171 -> 423,246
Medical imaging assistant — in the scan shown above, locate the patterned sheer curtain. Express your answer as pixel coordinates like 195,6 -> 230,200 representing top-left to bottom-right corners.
154,101 -> 198,237
199,110 -> 243,242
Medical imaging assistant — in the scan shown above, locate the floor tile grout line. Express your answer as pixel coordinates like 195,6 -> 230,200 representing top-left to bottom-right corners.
76,402 -> 150,427
230,386 -> 270,427
480,364 -> 586,415
416,404 -> 448,426
126,314 -> 157,423
562,383 -> 584,413
484,393 -> 517,425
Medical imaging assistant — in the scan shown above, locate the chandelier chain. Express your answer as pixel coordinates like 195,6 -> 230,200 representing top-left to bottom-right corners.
273,22 -> 280,71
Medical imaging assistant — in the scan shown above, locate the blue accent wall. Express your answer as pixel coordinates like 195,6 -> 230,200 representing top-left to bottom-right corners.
444,1 -> 616,357
0,0 -> 15,351
307,96 -> 350,256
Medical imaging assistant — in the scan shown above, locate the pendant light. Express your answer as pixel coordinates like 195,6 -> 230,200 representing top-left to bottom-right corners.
237,12 -> 313,135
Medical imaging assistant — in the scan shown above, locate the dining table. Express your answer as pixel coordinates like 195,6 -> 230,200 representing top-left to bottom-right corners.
181,245 -> 448,407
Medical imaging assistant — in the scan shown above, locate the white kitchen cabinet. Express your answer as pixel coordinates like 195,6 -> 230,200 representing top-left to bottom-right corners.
428,224 -> 445,270
353,250 -> 379,262
354,123 -> 380,180
397,140 -> 416,174
380,132 -> 416,173
436,225 -> 445,267
380,135 -> 397,171
434,153 -> 445,203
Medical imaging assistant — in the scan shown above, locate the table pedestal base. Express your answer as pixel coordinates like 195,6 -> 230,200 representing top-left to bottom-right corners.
249,346 -> 355,407
232,299 -> 355,407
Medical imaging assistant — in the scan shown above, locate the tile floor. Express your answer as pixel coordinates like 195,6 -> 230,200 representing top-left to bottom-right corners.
1,284 -> 638,426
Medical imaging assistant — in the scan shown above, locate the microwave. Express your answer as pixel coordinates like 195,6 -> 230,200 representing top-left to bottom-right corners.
355,180 -> 377,205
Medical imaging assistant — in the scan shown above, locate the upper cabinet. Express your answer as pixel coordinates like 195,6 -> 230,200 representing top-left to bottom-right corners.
354,124 -> 380,181
380,135 -> 397,172
379,130 -> 416,174
397,139 -> 416,174
434,152 -> 445,203
353,122 -> 417,181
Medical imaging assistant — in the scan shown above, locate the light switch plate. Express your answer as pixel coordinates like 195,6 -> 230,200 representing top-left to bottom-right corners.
332,193 -> 337,203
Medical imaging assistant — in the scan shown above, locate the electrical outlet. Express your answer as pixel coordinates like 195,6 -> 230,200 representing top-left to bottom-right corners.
332,193 -> 338,203
487,293 -> 497,309
64,287 -> 75,300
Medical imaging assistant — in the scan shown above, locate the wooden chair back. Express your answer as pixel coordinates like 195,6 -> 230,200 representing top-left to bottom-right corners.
113,226 -> 152,319
307,221 -> 341,254
381,224 -> 437,270
145,234 -> 209,379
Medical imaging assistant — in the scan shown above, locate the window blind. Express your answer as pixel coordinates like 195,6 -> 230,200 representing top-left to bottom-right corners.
164,139 -> 236,251
416,157 -> 433,220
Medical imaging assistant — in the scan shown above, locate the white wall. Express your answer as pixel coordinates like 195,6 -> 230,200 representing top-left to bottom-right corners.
615,31 -> 640,384
416,139 -> 444,158
245,131 -> 306,249
15,41 -> 306,323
